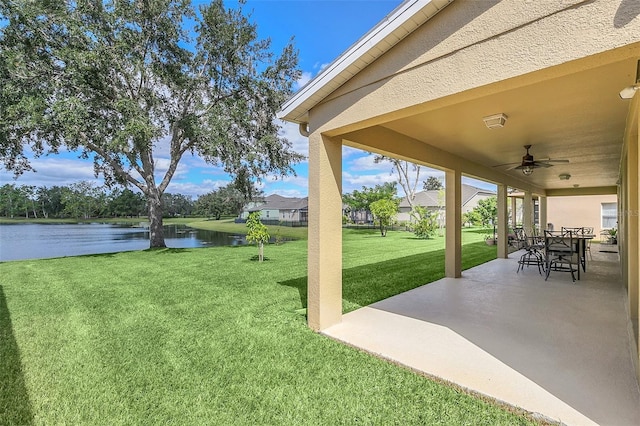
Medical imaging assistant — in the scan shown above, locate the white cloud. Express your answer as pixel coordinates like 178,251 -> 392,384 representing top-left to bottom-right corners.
294,71 -> 313,90
314,62 -> 331,72
342,171 -> 397,192
154,157 -> 190,181
342,146 -> 368,158
280,120 -> 309,159
265,173 -> 308,187
152,135 -> 172,157
0,157 -> 103,188
347,154 -> 391,172
291,63 -> 330,92
265,188 -> 307,198
166,178 -> 231,198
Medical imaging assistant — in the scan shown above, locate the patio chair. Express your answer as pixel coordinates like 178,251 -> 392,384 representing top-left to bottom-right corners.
544,230 -> 578,282
562,226 -> 584,235
516,230 -> 545,275
582,227 -> 594,260
511,227 -> 525,250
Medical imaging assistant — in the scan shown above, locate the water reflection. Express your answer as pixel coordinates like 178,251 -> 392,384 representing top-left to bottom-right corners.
0,223 -> 269,262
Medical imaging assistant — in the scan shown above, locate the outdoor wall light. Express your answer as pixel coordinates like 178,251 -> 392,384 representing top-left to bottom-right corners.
619,85 -> 639,99
559,173 -> 571,180
619,60 -> 640,99
522,165 -> 534,176
483,113 -> 508,129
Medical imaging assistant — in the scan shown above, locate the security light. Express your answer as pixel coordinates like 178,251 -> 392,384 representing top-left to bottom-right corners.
483,113 -> 508,129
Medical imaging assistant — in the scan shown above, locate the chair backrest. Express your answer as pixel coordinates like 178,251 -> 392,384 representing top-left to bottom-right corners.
545,230 -> 575,253
583,227 -> 594,235
514,227 -> 526,242
562,226 -> 584,235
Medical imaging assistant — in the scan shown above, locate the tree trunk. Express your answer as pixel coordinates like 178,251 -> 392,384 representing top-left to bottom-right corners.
258,242 -> 264,262
147,191 -> 166,248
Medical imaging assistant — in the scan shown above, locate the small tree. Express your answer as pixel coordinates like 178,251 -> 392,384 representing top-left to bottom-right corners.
475,197 -> 498,227
462,210 -> 482,227
369,198 -> 398,237
246,211 -> 270,262
412,206 -> 438,239
342,182 -> 396,224
373,156 -> 425,220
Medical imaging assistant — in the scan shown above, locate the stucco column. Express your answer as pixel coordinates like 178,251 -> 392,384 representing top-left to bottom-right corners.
627,97 -> 639,342
523,191 -> 533,235
497,184 -> 508,259
445,169 -> 461,278
510,195 -> 517,228
307,132 -> 343,331
636,110 -> 640,384
539,195 -> 547,233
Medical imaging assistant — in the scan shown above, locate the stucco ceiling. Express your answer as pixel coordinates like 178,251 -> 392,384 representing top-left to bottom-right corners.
380,55 -> 637,191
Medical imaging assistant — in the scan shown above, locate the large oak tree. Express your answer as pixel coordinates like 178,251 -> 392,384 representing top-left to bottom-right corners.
0,0 -> 302,247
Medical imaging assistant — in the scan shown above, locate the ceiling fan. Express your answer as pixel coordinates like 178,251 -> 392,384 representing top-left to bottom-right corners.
493,145 -> 569,176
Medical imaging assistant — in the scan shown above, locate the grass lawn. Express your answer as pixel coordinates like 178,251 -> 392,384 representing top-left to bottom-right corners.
0,227 -> 539,425
188,218 -> 309,240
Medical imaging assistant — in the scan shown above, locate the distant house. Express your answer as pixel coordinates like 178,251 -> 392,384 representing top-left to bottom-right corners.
397,184 -> 495,222
239,194 -> 308,225
343,204 -> 373,224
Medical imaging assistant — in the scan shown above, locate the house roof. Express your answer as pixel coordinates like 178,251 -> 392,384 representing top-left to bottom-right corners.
256,194 -> 308,211
399,184 -> 495,208
461,185 -> 495,207
277,0 -> 454,124
399,190 -> 440,209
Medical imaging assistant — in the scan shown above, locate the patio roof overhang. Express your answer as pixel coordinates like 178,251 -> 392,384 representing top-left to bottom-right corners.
282,46 -> 640,194
279,0 -> 639,193
277,0 -> 640,388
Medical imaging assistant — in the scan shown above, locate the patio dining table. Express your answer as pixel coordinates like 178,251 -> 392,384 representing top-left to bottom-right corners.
544,231 -> 595,280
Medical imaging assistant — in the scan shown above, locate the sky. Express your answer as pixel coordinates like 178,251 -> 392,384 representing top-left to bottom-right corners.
0,0 -> 483,199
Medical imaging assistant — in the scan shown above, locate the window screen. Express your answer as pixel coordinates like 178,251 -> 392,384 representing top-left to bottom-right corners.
601,203 -> 617,228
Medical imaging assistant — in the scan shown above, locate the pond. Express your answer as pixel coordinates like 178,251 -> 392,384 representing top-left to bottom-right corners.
0,223 -> 258,262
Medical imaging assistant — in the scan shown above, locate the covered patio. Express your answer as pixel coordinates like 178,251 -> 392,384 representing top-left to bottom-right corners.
278,0 -> 640,423
324,249 -> 640,425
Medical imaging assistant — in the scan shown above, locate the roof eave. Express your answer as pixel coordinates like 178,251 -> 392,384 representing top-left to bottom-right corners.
277,0 -> 455,125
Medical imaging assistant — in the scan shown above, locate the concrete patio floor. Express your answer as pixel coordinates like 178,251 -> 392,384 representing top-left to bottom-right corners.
323,248 -> 640,426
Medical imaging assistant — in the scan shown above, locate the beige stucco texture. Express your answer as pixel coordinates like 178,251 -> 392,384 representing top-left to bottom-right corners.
280,0 -> 640,390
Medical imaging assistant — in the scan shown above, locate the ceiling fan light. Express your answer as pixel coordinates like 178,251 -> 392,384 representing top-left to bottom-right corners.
522,166 -> 534,176
483,113 -> 508,129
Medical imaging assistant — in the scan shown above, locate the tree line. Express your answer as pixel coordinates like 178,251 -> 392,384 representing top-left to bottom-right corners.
0,181 -> 257,220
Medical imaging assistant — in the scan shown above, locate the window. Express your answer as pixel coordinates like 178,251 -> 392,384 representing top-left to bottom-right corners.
601,203 -> 617,228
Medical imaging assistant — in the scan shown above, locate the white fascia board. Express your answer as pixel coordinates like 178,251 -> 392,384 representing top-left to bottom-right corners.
277,0 -> 455,124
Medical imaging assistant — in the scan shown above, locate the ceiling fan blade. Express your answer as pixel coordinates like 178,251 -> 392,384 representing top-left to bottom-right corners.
504,164 -> 522,171
533,161 -> 553,168
492,162 -> 521,168
538,158 -> 570,163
